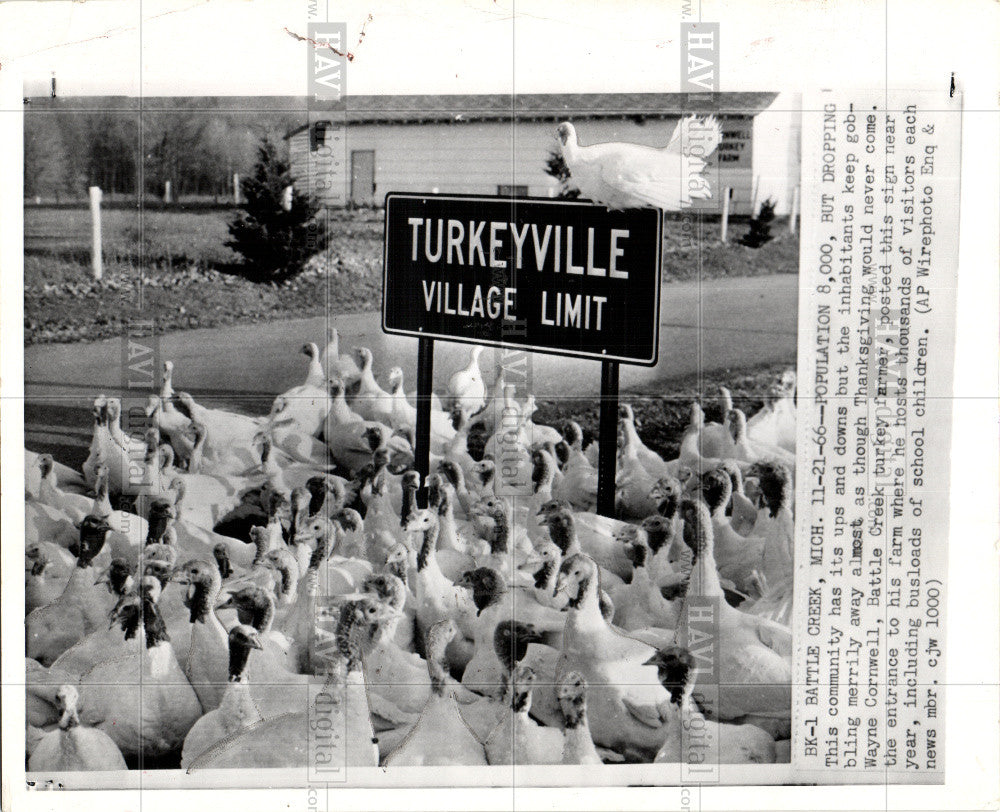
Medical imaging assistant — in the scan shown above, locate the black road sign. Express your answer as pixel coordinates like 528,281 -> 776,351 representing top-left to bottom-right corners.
382,193 -> 662,365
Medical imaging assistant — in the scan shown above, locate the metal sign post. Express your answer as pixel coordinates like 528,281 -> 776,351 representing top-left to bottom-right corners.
596,360 -> 620,517
415,336 -> 434,506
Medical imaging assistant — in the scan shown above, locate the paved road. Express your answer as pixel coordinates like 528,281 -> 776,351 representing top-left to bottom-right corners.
25,274 -> 797,467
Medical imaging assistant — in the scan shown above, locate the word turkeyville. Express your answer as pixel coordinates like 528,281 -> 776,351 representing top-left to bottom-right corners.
406,217 -> 634,331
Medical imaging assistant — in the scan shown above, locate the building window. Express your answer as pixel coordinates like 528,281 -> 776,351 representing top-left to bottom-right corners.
497,184 -> 528,197
310,122 -> 328,151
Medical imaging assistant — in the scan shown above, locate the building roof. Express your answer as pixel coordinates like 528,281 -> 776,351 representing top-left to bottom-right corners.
285,92 -> 778,136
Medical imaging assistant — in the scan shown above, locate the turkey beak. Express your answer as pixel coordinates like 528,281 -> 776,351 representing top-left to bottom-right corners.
335,591 -> 367,602
643,653 -> 664,668
94,566 -> 111,586
294,525 -> 317,542
554,573 -> 569,597
661,578 -> 689,601
215,592 -> 236,609
248,633 -> 265,651
520,553 -> 544,567
521,623 -> 546,645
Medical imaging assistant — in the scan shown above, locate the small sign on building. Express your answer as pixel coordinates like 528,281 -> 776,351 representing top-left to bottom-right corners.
382,193 -> 662,365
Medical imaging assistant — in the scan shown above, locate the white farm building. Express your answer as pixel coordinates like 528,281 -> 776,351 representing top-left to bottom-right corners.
286,92 -> 800,215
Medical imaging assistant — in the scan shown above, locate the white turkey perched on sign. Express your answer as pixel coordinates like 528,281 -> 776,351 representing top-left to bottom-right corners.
556,115 -> 722,211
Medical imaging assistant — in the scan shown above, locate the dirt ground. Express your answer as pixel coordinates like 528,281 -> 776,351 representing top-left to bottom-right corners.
472,361 -> 794,462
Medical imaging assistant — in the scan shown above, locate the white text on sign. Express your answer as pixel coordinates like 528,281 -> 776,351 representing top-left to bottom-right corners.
408,217 -> 632,330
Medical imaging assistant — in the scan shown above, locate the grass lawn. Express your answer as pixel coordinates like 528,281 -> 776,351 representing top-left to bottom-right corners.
24,206 -> 797,345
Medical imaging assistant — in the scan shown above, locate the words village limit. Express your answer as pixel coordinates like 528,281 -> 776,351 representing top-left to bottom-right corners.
406,217 -> 636,332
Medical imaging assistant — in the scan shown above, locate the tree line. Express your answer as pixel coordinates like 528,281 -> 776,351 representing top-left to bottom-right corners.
23,100 -> 303,202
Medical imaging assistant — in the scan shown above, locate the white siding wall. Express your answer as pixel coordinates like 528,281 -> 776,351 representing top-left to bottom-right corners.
289,127 -> 350,208
291,115 -> 766,213
752,92 -> 802,215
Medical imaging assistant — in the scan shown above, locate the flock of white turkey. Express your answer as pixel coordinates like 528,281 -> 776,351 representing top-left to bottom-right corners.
25,326 -> 798,773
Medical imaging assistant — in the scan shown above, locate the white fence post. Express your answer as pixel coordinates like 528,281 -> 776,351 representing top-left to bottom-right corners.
89,186 -> 103,281
789,185 -> 800,233
720,186 -> 731,242
282,185 -> 293,211
164,180 -> 172,204
233,173 -> 241,205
